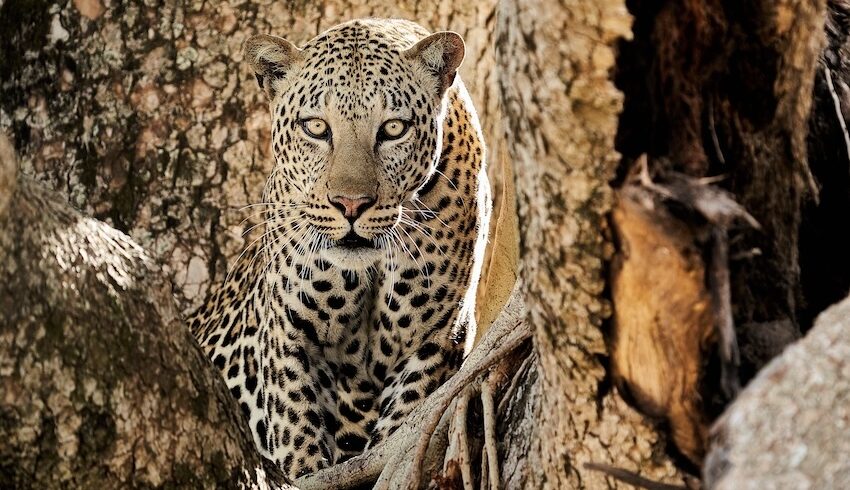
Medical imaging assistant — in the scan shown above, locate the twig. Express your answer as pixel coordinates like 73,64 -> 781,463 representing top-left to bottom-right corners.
497,352 -> 533,415
481,377 -> 500,490
583,462 -> 688,490
640,168 -> 760,230
708,227 -> 740,398
708,96 -> 726,165
729,247 -> 762,261
496,351 -> 532,414
444,387 -> 474,490
825,66 -> 850,166
637,155 -> 667,197
696,174 -> 727,185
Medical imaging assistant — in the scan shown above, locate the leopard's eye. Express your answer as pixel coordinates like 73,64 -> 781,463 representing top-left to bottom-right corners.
378,119 -> 410,141
301,118 -> 330,139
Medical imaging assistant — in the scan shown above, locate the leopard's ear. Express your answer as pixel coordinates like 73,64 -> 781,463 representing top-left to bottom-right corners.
405,32 -> 465,96
244,34 -> 303,100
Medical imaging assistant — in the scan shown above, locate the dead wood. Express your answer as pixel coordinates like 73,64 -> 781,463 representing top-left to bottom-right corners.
611,184 -> 715,464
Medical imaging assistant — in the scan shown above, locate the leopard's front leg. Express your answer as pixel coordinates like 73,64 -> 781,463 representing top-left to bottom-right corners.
368,337 -> 465,445
258,313 -> 340,479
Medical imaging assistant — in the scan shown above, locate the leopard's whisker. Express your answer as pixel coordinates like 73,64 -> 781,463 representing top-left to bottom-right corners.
411,197 -> 449,228
237,206 -> 306,227
255,221 -> 309,285
223,220 -> 299,287
400,205 -> 437,231
384,233 -> 400,307
399,214 -> 437,239
262,224 -> 310,326
398,215 -> 448,261
298,229 -> 321,302
246,220 -> 310,311
400,212 -> 437,231
261,165 -> 284,204
433,168 -> 460,193
236,202 -> 307,212
391,228 -> 416,264
241,213 -> 303,238
280,223 -> 313,296
394,221 -> 430,288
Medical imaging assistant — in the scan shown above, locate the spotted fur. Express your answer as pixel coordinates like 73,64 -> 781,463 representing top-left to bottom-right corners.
190,19 -> 490,479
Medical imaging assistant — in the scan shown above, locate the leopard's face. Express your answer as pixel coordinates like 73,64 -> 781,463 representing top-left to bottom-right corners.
247,21 -> 464,269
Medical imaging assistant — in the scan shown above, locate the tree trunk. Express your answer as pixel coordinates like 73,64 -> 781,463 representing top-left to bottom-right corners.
495,0 -> 686,487
0,136 -> 286,489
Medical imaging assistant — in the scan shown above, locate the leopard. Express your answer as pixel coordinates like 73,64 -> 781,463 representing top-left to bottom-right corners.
189,18 -> 491,480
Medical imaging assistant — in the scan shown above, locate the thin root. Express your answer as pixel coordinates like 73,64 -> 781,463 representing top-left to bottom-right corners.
583,462 -> 688,490
481,377 -> 500,490
405,319 -> 530,489
442,387 -> 475,490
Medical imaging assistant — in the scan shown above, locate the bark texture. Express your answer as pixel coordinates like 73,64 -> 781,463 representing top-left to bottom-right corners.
496,0 -> 684,487
704,294 -> 850,489
0,0 -> 514,323
0,136 -> 286,489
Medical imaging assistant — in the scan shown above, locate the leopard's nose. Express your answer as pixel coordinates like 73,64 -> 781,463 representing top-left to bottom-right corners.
329,194 -> 376,223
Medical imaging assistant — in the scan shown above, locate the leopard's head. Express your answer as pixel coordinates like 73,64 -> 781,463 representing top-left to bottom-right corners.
245,19 -> 464,268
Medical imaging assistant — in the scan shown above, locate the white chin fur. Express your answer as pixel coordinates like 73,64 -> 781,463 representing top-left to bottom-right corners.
321,246 -> 382,270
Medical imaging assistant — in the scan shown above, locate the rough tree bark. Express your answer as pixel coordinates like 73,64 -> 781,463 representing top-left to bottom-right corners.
0,135 -> 287,488
495,0 -> 686,487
